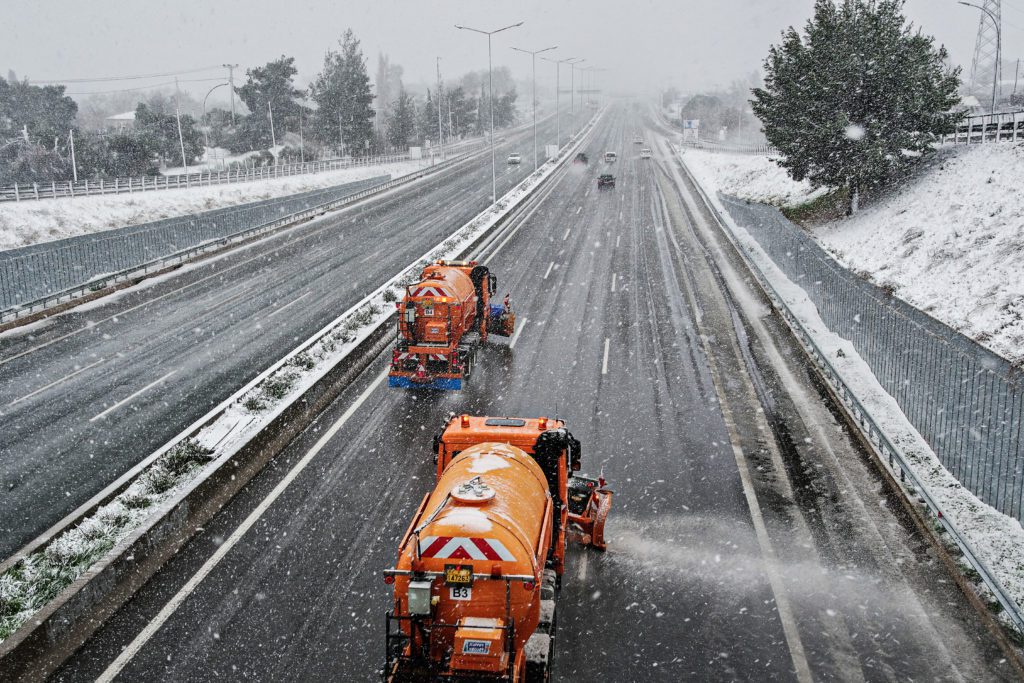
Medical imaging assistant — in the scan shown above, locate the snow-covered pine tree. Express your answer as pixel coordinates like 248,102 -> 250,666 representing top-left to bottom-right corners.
751,0 -> 961,214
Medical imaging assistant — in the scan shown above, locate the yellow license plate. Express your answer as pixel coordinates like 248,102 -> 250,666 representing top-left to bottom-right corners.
444,564 -> 473,586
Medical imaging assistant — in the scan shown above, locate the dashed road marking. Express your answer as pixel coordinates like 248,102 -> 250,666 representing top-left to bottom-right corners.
96,367 -> 391,682
543,262 -> 555,279
562,228 -> 571,241
266,291 -> 311,318
7,358 -> 106,407
611,273 -> 617,292
601,338 -> 610,375
90,370 -> 176,422
576,206 -> 582,215
616,235 -> 621,248
509,317 -> 527,349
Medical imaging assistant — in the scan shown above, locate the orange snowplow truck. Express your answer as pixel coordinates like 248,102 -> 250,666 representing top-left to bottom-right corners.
389,260 -> 515,390
383,415 -> 612,682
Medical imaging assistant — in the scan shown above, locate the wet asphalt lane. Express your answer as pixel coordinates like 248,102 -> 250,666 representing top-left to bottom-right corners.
0,117 -> 562,558
54,106 -> 1014,682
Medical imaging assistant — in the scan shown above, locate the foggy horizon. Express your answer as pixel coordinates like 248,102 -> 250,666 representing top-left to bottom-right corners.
3,0 -> 1021,107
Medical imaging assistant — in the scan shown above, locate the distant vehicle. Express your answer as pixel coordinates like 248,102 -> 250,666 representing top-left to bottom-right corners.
640,148 -> 652,159
574,152 -> 589,164
507,152 -> 521,165
597,174 -> 616,189
604,152 -> 617,163
633,136 -> 643,145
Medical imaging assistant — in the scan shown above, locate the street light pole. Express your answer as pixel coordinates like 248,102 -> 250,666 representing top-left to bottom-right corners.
569,59 -> 585,138
223,64 -> 239,125
960,1 -> 1002,113
542,56 -> 579,150
455,21 -> 524,204
202,82 -> 229,161
512,45 -> 557,170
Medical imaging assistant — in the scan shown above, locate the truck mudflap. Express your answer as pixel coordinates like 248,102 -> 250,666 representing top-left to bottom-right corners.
388,374 -> 463,391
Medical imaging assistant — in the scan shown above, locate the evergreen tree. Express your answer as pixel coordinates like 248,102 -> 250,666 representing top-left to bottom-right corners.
134,102 -> 204,167
235,56 -> 304,151
386,89 -> 417,149
418,89 -> 439,146
751,0 -> 960,213
310,29 -> 375,155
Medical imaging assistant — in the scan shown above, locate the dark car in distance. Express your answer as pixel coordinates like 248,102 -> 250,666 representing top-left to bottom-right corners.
597,174 -> 615,189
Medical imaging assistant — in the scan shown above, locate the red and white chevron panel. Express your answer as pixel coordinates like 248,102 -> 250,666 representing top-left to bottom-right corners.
411,285 -> 446,298
428,353 -> 448,362
418,536 -> 516,561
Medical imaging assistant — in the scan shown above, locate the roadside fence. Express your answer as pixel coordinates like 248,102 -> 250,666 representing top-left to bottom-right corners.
720,196 -> 1024,526
941,111 -> 1024,145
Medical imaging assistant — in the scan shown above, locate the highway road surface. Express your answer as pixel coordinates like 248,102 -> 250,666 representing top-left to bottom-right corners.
0,115 -> 565,558
55,105 -> 1014,681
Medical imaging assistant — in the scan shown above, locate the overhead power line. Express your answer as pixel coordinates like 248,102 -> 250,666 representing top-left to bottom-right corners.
28,65 -> 224,85
66,77 -> 230,96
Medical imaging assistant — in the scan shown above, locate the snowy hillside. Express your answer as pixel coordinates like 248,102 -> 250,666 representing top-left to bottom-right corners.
0,160 -> 427,252
685,145 -> 1024,364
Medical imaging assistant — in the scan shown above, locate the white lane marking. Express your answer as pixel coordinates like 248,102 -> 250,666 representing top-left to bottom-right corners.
577,552 -> 589,581
543,262 -> 555,280
509,317 -> 527,349
6,358 -> 106,407
601,338 -> 610,375
619,211 -> 623,220
96,367 -> 390,682
89,370 -> 176,422
616,235 -> 621,248
562,228 -> 571,241
611,273 -> 617,293
266,291 -> 311,319
575,206 -> 582,215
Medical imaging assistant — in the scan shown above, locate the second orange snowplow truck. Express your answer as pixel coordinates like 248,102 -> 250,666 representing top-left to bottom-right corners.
383,415 -> 612,681
389,260 -> 515,390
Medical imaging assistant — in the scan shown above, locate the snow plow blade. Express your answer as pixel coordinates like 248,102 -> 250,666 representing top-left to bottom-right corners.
567,476 -> 613,551
488,305 -> 516,338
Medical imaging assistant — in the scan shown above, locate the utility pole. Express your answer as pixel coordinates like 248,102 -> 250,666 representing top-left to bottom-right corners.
512,45 -> 557,170
437,57 -> 444,160
223,64 -> 239,125
268,101 -> 277,162
174,77 -> 188,171
569,59 -> 585,138
455,21 -> 524,205
68,129 -> 78,182
299,109 -> 305,163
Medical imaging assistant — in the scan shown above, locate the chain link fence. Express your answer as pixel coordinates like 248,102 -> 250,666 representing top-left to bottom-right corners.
0,176 -> 388,319
721,196 -> 1024,524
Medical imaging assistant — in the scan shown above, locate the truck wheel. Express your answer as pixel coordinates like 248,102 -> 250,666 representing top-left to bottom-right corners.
524,632 -> 553,683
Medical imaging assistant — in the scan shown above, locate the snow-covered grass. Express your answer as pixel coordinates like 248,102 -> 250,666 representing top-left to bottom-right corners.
683,147 -> 1024,639
682,148 -> 827,209
0,109 -> 603,648
0,160 -> 427,252
0,439 -> 212,641
685,144 -> 1024,365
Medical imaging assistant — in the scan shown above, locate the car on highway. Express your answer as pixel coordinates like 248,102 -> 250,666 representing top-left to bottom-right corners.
633,136 -> 643,145
597,173 -> 616,189
574,152 -> 589,164
640,148 -> 652,159
604,151 -> 617,163
507,152 -> 521,165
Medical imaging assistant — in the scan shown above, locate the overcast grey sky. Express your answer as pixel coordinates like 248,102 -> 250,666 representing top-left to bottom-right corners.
3,0 -> 1022,101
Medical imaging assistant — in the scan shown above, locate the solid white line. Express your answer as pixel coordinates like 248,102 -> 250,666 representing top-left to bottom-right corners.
6,358 -> 106,407
96,367 -> 390,682
575,206 -> 582,215
611,273 -> 617,293
509,317 -> 527,349
266,291 -> 311,318
562,228 -> 571,241
543,262 -> 555,280
616,234 -> 621,248
601,338 -> 610,375
89,370 -> 176,422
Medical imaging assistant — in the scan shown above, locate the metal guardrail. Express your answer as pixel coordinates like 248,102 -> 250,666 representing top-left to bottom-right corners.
0,142 -> 490,324
0,139 -> 487,202
679,139 -> 778,156
706,194 -> 1023,634
941,111 -> 1024,145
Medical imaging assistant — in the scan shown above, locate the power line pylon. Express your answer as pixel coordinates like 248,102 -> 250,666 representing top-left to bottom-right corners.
968,0 -> 1002,109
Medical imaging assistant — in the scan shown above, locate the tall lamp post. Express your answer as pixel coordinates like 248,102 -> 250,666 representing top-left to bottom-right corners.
569,59 -> 586,137
202,82 -> 229,166
455,21 -> 524,204
959,1 -> 1002,113
511,44 -> 557,170
542,56 -> 582,149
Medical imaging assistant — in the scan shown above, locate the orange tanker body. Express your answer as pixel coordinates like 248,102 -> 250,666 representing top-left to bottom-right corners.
383,416 -> 612,682
389,261 -> 515,391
